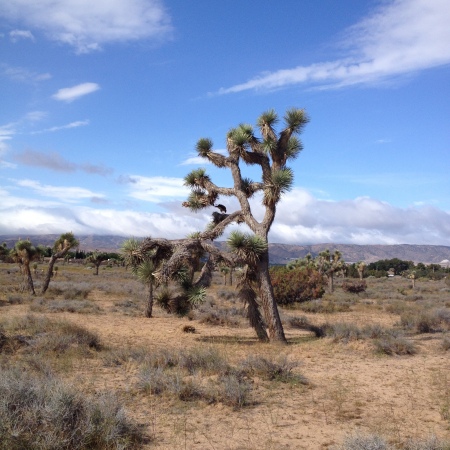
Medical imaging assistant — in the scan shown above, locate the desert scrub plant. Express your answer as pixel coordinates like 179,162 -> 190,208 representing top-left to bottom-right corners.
197,306 -> 242,327
215,373 -> 252,409
336,432 -> 392,449
0,314 -> 101,356
0,368 -> 144,449
373,335 -> 417,355
298,299 -> 351,314
403,435 -> 450,449
400,308 -> 450,333
177,346 -> 229,375
289,315 -> 327,337
111,298 -> 142,316
44,281 -> 93,300
30,298 -> 102,314
442,335 -> 450,351
239,354 -> 308,384
341,280 -> 367,294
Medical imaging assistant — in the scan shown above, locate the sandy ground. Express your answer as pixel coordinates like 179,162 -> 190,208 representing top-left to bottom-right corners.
3,282 -> 450,449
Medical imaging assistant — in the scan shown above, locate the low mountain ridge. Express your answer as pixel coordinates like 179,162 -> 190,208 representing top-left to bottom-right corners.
1,234 -> 449,265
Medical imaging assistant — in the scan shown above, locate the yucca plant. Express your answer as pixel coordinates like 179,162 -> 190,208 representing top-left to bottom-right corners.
137,108 -> 309,343
41,232 -> 79,294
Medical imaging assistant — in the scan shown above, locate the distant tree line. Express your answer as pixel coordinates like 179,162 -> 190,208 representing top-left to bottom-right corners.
346,258 -> 449,280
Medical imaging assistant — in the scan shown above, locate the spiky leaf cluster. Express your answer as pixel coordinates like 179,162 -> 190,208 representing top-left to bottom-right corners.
184,168 -> 209,188
227,231 -> 268,265
284,108 -> 309,133
196,138 -> 213,156
263,168 -> 293,206
53,232 -> 79,255
187,285 -> 206,306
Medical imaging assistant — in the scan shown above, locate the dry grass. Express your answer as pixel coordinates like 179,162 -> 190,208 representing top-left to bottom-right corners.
1,262 -> 450,449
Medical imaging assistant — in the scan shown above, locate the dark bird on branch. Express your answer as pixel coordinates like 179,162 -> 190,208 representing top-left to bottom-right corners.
212,211 -> 228,224
214,204 -> 227,213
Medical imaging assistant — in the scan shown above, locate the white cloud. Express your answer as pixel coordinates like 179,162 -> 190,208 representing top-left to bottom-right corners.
9,29 -> 34,42
31,120 -> 89,134
0,63 -> 51,83
0,185 -> 448,245
52,83 -> 100,102
0,0 -> 172,53
126,175 -> 190,202
0,161 -> 16,169
269,188 -> 450,245
180,155 -> 210,166
25,111 -> 47,122
179,149 -> 227,166
14,179 -> 104,202
218,0 -> 450,94
0,123 -> 14,164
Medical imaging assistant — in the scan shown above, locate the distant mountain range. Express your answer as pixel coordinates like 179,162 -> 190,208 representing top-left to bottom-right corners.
0,234 -> 450,264
1,234 -> 449,265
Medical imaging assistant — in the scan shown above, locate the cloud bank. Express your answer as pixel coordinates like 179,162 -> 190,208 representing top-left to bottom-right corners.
218,0 -> 450,94
0,183 -> 448,245
0,0 -> 172,53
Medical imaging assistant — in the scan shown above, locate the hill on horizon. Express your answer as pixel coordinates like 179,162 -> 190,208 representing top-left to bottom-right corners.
1,234 -> 449,265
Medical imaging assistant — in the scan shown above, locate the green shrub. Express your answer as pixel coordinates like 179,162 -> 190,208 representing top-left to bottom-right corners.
270,266 -> 324,305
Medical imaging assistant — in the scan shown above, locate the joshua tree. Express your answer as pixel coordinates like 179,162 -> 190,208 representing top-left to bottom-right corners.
121,238 -> 160,318
136,108 -> 309,343
315,250 -> 344,293
0,242 -> 8,261
41,232 -> 79,294
10,240 -> 43,295
290,250 -> 344,293
357,261 -> 366,280
86,251 -> 110,275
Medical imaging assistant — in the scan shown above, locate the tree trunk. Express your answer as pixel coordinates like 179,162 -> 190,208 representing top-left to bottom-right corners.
328,274 -> 334,293
256,251 -> 286,344
242,286 -> 269,342
145,281 -> 153,318
23,263 -> 36,295
41,255 -> 57,294
94,263 -> 100,275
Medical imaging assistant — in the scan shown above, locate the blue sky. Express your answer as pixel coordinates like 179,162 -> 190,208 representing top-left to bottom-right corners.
1,0 -> 449,245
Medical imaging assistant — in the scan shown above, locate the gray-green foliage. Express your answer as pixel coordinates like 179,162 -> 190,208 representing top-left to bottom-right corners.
0,368 -> 143,449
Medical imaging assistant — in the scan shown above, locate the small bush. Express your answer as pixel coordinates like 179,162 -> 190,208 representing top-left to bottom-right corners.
0,315 -> 101,355
338,433 -> 391,450
404,435 -> 450,449
0,369 -> 144,449
217,374 -> 252,409
373,335 -> 417,355
442,336 -> 450,351
289,316 -> 327,337
31,298 -> 102,314
198,307 -> 241,327
400,308 -> 450,334
137,366 -> 168,395
178,347 -> 228,375
342,280 -> 367,294
327,322 -> 363,342
239,355 -> 307,384
299,300 -> 351,314
6,294 -> 24,305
